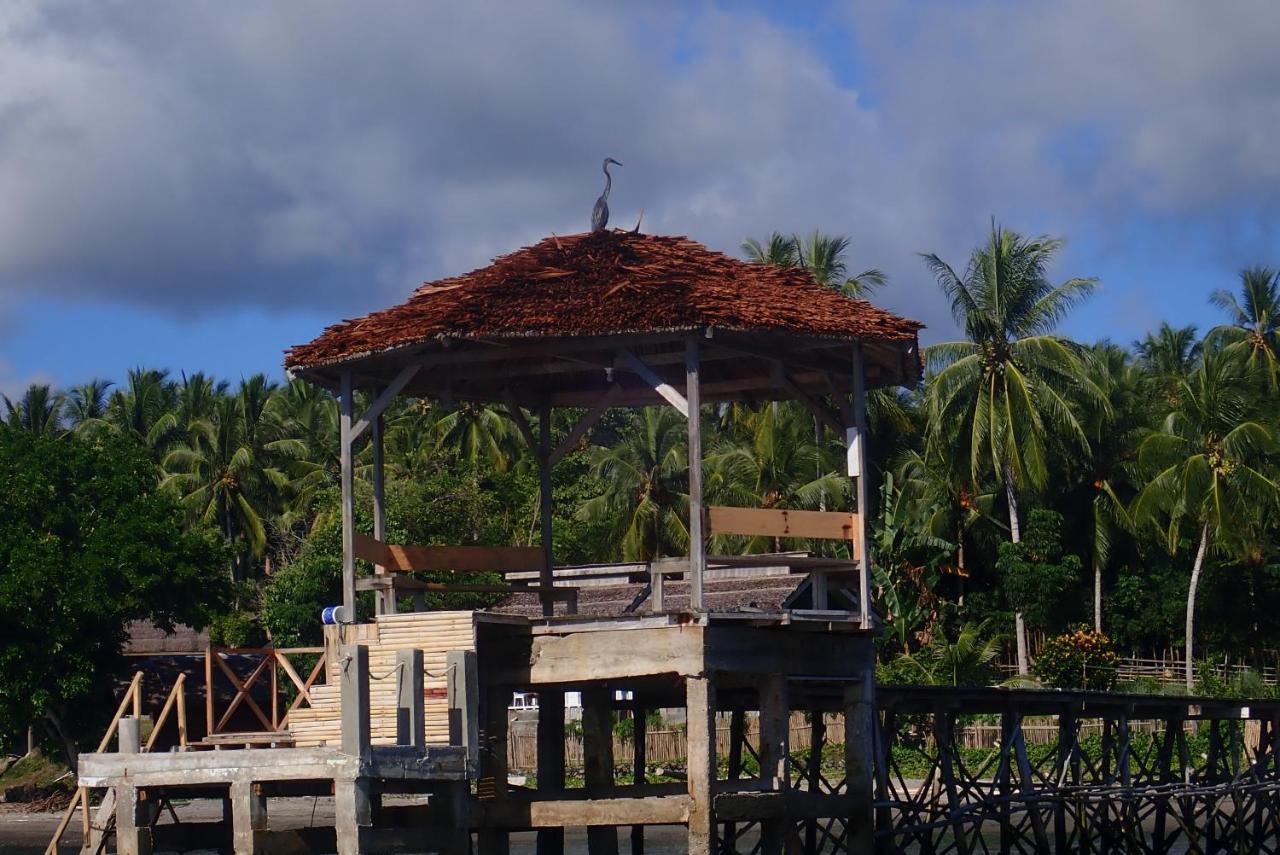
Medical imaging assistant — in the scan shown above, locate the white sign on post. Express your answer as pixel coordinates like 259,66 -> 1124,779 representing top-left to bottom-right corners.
846,426 -> 862,478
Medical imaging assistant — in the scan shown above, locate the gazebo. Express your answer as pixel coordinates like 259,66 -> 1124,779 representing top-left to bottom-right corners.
285,229 -> 922,626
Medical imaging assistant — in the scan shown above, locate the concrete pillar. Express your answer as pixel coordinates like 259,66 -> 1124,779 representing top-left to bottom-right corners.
335,779 -> 374,855
114,718 -> 151,855
686,676 -> 716,855
844,678 -> 875,852
537,688 -> 566,855
340,644 -> 370,757
582,686 -> 618,855
447,650 -> 480,775
396,648 -> 425,748
229,780 -> 267,853
759,674 -> 790,854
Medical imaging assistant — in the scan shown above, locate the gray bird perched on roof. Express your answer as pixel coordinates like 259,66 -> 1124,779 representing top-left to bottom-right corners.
591,158 -> 622,232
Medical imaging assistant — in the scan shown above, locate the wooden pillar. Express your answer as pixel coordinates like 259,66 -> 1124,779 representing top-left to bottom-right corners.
339,370 -> 357,621
850,345 -> 872,627
396,648 -> 425,748
759,675 -> 790,854
583,686 -> 619,855
686,676 -> 716,855
632,701 -> 647,855
537,688 -> 566,855
372,411 -> 393,616
340,644 -> 370,757
843,679 -> 875,853
478,686 -> 510,855
538,403 -> 556,617
686,337 -> 705,611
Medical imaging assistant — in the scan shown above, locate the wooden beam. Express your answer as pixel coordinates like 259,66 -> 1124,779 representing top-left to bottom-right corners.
618,349 -> 688,416
707,506 -> 860,546
502,393 -> 539,453
686,338 -> 705,611
780,375 -> 843,437
548,384 -> 622,466
371,412 -> 391,615
352,532 -> 544,573
340,371 -> 356,619
538,403 -> 555,617
483,794 -> 691,829
349,364 -> 420,443
851,344 -> 871,629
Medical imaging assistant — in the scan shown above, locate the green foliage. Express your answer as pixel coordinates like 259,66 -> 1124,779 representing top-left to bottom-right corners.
997,509 -> 1083,632
0,430 -> 228,760
878,620 -> 1003,687
209,608 -> 268,648
1033,629 -> 1118,691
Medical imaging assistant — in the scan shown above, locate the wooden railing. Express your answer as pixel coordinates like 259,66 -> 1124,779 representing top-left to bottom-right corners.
203,645 -> 326,735
46,671 -> 188,854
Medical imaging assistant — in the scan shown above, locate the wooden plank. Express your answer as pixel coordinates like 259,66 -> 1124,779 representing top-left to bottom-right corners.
619,349 -> 688,416
484,794 -> 692,828
352,532 -> 543,573
851,345 -> 871,628
708,506 -> 860,545
687,337 -> 705,611
549,383 -> 623,466
349,364 -> 420,442
538,403 -> 555,617
340,370 -> 356,618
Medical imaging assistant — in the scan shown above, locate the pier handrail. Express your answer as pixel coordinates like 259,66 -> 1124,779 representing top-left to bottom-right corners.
203,645 -> 326,735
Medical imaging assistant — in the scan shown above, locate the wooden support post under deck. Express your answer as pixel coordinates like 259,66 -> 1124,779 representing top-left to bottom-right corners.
582,686 -> 619,855
686,337 -> 706,611
843,679 -> 875,853
632,700 -> 647,855
851,345 -> 871,628
538,403 -> 555,617
686,676 -> 716,855
340,370 -> 357,621
372,411 -> 392,615
758,674 -> 790,854
479,685 -> 511,855
537,687 -> 566,855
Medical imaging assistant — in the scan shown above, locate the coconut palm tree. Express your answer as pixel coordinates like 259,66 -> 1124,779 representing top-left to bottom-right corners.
743,231 -> 885,296
704,403 -> 846,552
65,379 -> 113,427
432,403 -> 520,472
577,407 -> 689,561
1131,348 -> 1280,690
1135,323 -> 1202,379
741,232 -> 799,268
922,222 -> 1102,673
1208,266 -> 1280,394
161,375 -> 305,581
101,368 -> 177,451
2,384 -> 64,434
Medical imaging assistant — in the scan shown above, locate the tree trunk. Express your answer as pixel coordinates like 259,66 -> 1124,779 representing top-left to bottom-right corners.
1185,522 -> 1210,692
44,707 -> 79,773
1094,556 -> 1103,634
1004,464 -> 1029,675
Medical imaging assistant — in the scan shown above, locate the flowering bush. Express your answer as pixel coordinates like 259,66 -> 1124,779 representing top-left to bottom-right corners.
1033,629 -> 1118,691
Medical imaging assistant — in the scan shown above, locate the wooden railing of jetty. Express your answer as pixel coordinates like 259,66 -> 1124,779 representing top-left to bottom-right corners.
202,645 -> 326,735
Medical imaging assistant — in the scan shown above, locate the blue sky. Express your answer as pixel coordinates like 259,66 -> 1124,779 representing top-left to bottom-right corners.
3,1 -> 1278,396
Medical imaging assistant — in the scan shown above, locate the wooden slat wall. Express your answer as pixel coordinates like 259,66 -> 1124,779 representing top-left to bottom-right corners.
288,611 -> 475,748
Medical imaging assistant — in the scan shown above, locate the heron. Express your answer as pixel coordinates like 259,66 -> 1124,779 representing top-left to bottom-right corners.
591,157 -> 622,232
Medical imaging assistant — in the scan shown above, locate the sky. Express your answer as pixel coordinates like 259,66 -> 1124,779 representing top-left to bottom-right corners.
3,1 -> 1280,398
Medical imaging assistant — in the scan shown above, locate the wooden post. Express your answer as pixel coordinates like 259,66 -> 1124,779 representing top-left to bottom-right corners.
582,686 -> 618,855
851,345 -> 872,627
204,645 -> 215,738
478,685 -> 510,855
686,676 -> 716,855
372,411 -> 393,615
632,701 -> 647,855
686,337 -> 705,612
396,648 -> 425,748
340,370 -> 357,621
844,678 -> 875,853
538,403 -> 555,617
650,561 -> 665,612
340,644 -> 370,757
537,688 -> 566,855
759,675 -> 790,854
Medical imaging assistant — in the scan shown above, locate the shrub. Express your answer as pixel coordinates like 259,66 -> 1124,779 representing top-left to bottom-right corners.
1033,629 -> 1117,691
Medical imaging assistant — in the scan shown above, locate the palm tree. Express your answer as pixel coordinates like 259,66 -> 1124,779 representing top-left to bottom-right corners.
577,407 -> 689,561
1135,323 -> 1202,378
162,375 -> 304,581
101,368 -> 177,450
65,379 -> 113,427
704,403 -> 845,552
2,384 -> 64,434
1081,343 -> 1142,632
742,231 -> 885,296
432,403 -> 520,472
922,222 -> 1102,674
273,378 -> 340,525
1208,266 -> 1280,393
741,233 -> 799,268
1132,349 -> 1280,690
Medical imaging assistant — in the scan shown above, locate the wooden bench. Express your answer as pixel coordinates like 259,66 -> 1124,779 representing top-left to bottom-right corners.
189,731 -> 296,750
